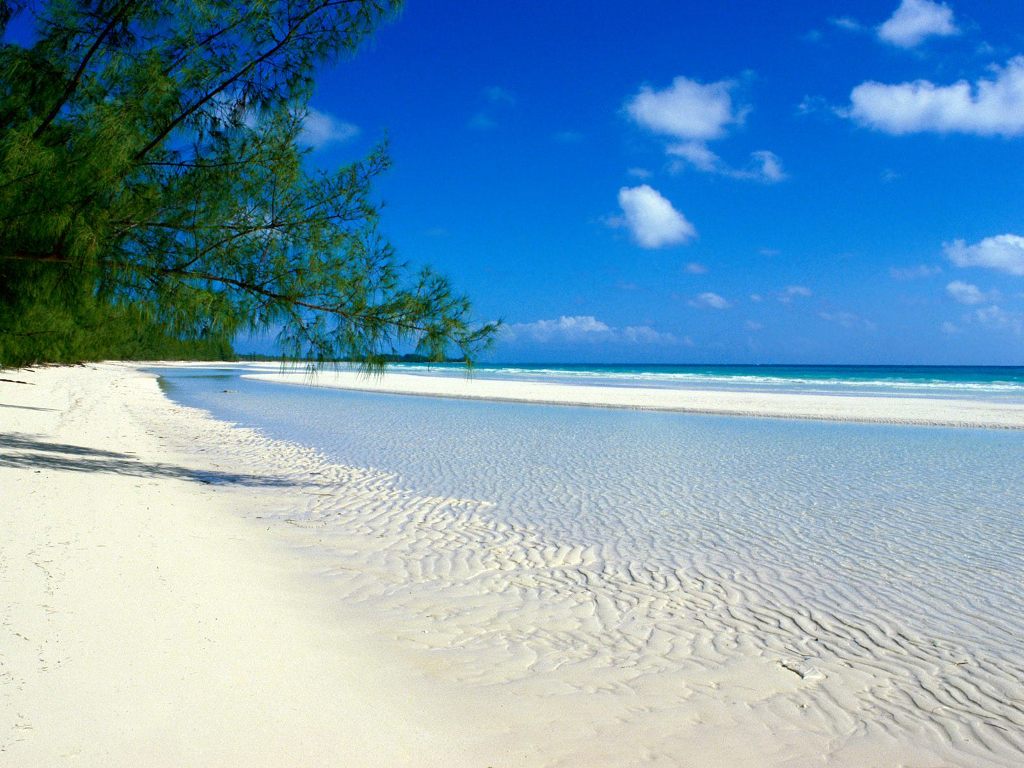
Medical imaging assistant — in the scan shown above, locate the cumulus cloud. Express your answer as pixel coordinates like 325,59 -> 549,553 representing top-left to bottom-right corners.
946,280 -> 996,305
627,76 -> 785,183
613,185 -> 696,248
878,0 -> 958,48
684,262 -> 708,274
502,316 -> 675,345
300,108 -> 359,148
626,76 -> 738,141
689,292 -> 732,310
848,57 -> 1024,136
504,315 -> 607,342
945,234 -> 1024,275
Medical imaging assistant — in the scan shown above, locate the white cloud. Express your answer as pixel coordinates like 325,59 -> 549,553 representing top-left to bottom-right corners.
627,167 -> 653,179
797,95 -> 832,117
946,280 -> 996,305
778,285 -> 812,303
684,262 -> 708,274
831,16 -> 864,32
627,76 -> 785,184
890,264 -> 942,279
502,316 -> 675,345
848,57 -> 1024,136
689,292 -> 732,310
621,325 -> 676,344
626,76 -> 738,141
668,141 -> 721,172
504,315 -> 607,342
748,150 -> 787,182
300,108 -> 359,148
945,234 -> 1024,275
941,321 -> 960,334
878,0 -> 958,48
614,185 -> 696,248
668,144 -> 786,183
973,305 -> 1023,334
746,320 -> 764,331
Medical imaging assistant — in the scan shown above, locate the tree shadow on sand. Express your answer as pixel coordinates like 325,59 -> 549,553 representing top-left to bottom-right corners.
0,432 -> 295,488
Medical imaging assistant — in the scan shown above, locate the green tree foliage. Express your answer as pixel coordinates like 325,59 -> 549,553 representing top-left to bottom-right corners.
0,0 -> 496,367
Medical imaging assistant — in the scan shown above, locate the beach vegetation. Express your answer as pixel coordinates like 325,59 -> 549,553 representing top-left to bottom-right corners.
0,0 -> 496,367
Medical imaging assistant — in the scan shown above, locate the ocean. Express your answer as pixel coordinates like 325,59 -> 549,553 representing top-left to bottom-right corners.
155,362 -> 1024,764
384,361 -> 1024,399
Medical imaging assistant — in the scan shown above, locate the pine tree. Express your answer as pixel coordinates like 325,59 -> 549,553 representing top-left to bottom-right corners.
0,0 -> 497,367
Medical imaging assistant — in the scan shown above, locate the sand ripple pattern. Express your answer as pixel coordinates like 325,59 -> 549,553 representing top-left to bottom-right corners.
143,373 -> 1024,767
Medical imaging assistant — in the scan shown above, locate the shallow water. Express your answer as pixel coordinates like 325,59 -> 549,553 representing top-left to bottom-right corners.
157,365 -> 1024,763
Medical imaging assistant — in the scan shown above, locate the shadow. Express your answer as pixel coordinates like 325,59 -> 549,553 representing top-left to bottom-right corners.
0,432 -> 295,488
0,433 -> 133,458
0,403 -> 57,412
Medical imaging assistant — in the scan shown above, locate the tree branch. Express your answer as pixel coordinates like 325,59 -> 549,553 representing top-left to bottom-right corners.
32,0 -> 139,139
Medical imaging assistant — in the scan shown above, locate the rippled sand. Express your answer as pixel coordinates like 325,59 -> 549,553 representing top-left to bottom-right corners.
6,364 -> 1023,766
196,367 -> 1024,765
246,369 -> 1024,429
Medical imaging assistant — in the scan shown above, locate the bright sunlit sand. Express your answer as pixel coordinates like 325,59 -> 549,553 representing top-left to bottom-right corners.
4,363 -> 1023,767
247,367 -> 1024,429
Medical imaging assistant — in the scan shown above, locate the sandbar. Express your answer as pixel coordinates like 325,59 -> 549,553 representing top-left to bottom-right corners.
247,368 -> 1024,429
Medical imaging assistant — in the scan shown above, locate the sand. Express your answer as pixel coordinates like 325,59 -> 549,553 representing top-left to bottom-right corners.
246,368 -> 1024,429
3,364 -> 1021,767
0,365 -> 499,766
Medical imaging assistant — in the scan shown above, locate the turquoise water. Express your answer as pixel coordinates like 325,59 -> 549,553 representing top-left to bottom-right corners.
381,362 -> 1024,400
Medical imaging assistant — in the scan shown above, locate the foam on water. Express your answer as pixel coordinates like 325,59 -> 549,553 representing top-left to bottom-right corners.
386,362 -> 1024,400
156,365 -> 1024,765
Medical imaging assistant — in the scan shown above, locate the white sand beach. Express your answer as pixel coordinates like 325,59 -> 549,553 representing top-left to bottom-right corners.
0,365 -> 500,766
3,364 -> 1022,767
248,368 -> 1024,429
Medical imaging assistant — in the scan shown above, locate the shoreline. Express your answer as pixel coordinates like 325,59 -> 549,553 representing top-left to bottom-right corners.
3,363 -> 1021,766
246,368 -> 1024,429
0,365 -> 500,766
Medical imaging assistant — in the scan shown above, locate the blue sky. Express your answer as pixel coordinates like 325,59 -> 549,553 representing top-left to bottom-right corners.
8,2 -> 1022,363
293,0 -> 1024,364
